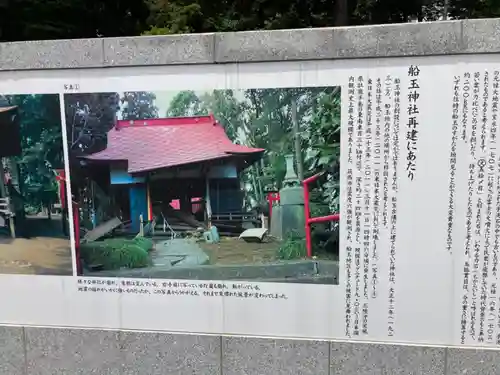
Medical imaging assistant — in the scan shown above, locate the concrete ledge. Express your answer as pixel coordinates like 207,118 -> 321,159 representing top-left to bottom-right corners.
0,39 -> 104,70
84,259 -> 340,284
214,28 -> 335,62
462,18 -> 500,54
103,33 -> 215,66
0,18 -> 498,70
331,20 -> 462,59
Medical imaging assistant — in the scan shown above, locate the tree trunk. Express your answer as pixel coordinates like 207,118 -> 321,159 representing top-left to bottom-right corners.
443,0 -> 449,20
253,164 -> 264,202
291,99 -> 305,181
0,160 -> 15,238
333,0 -> 349,27
250,172 -> 259,205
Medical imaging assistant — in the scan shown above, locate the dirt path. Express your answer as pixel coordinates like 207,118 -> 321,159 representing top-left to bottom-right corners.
199,236 -> 338,265
199,237 -> 279,265
0,215 -> 73,275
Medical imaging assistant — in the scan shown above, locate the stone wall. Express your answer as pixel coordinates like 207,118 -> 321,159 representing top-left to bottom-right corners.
1,326 -> 497,374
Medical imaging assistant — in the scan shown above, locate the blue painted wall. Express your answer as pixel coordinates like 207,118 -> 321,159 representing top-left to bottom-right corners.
129,184 -> 148,233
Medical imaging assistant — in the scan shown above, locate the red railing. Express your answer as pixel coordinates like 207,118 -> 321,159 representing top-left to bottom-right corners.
303,173 -> 340,257
191,197 -> 203,213
56,169 -> 82,274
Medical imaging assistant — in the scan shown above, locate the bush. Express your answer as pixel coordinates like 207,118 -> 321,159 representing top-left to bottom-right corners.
80,237 -> 154,270
276,231 -> 307,260
133,237 -> 154,252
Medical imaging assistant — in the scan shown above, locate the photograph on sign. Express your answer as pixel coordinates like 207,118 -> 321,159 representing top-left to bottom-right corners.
64,87 -> 342,285
0,94 -> 72,276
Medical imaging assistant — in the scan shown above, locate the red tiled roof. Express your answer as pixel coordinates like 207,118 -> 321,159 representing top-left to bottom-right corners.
84,114 -> 265,173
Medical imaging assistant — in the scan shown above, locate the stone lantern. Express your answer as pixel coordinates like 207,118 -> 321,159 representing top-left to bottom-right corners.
269,154 -> 306,239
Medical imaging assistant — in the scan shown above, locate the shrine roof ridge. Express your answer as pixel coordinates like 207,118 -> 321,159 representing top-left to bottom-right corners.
116,115 -> 216,129
0,18 -> 498,71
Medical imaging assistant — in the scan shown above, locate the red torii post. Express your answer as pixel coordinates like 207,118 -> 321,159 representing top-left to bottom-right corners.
72,200 -> 81,275
55,169 -> 82,274
303,173 -> 340,258
54,169 -> 66,210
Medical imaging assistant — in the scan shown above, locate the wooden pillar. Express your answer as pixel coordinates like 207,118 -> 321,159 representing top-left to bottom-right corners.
55,169 -> 67,236
146,182 -> 153,222
179,194 -> 190,212
205,177 -> 212,227
0,160 -> 15,238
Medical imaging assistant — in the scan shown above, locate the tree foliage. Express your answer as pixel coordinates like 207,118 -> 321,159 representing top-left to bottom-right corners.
166,87 -> 341,213
166,90 -> 206,117
0,0 -> 149,41
121,92 -> 159,120
2,94 -> 63,210
65,91 -> 161,159
0,0 -> 499,42
65,93 -> 120,157
142,0 -> 500,36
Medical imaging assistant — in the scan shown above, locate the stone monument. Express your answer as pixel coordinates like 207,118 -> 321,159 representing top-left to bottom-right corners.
270,154 -> 305,239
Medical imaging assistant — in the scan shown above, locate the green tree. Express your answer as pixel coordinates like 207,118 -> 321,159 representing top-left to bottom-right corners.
0,0 -> 149,42
143,0 -> 450,35
3,94 -> 64,211
165,87 -> 341,211
303,88 -> 341,215
3,0 -> 500,43
240,87 -> 340,189
121,91 -> 159,120
66,92 -> 158,158
166,90 -> 244,143
145,0 -> 203,35
447,0 -> 500,18
65,92 -> 120,157
166,90 -> 207,117
198,90 -> 244,141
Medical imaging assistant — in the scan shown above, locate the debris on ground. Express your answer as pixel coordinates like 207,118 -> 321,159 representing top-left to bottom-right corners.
239,228 -> 268,243
81,217 -> 122,243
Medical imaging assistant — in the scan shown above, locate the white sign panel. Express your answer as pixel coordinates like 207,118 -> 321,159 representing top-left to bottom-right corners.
0,55 -> 499,348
